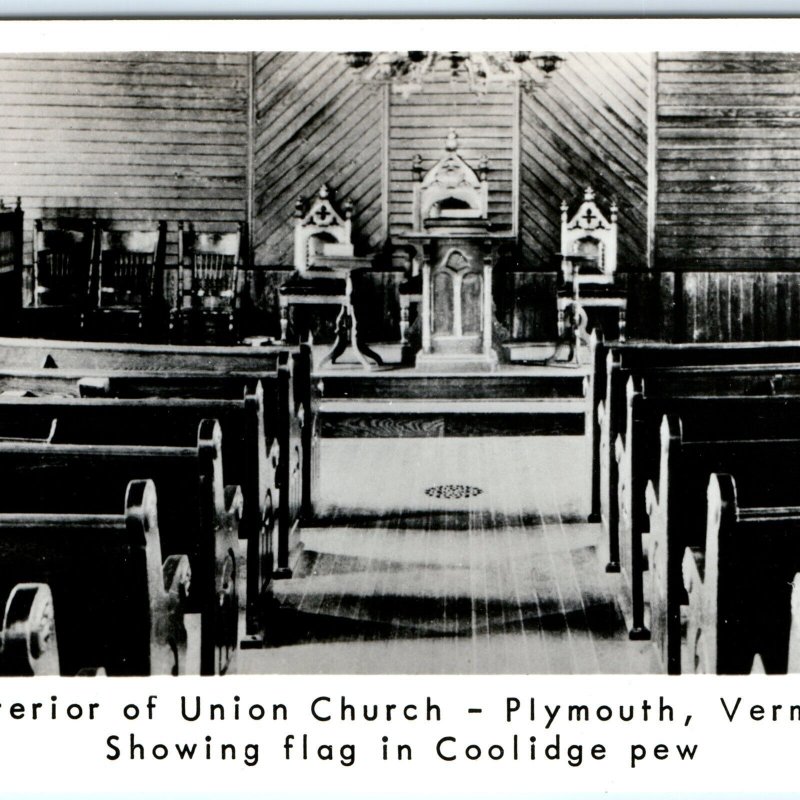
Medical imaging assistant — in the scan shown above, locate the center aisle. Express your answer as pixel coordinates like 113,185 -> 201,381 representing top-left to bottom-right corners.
239,436 -> 659,674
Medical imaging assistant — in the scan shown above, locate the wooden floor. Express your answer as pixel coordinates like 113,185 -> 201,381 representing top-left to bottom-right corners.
240,435 -> 660,674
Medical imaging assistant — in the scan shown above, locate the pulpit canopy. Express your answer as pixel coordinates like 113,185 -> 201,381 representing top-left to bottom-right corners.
412,129 -> 490,233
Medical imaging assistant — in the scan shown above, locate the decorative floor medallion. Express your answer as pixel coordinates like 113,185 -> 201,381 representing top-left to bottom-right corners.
424,484 -> 483,500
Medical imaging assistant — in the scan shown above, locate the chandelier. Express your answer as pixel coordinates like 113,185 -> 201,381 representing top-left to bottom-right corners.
342,51 -> 564,96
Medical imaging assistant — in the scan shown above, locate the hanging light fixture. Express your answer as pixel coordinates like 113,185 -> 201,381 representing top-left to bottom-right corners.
343,51 -> 374,69
342,50 -> 564,96
533,52 -> 564,74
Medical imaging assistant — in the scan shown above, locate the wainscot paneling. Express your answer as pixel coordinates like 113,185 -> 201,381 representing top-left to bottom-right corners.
676,270 -> 800,342
252,52 -> 385,266
519,52 -> 649,271
493,271 -> 559,341
0,52 -> 249,282
623,270 -> 800,344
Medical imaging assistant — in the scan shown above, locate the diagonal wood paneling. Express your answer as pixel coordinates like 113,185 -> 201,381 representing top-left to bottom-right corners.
0,52 -> 249,269
520,52 -> 649,271
253,52 -> 385,266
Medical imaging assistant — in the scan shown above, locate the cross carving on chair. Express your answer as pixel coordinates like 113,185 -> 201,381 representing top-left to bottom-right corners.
581,207 -> 597,227
314,204 -> 331,225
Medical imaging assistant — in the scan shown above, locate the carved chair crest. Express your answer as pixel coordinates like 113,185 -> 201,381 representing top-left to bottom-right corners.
293,184 -> 355,272
560,186 -> 618,282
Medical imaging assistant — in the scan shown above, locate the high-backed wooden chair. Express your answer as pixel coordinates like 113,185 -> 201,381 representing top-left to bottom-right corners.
33,219 -> 95,318
555,187 -> 627,355
94,221 -> 167,335
279,185 -> 381,369
0,199 -> 23,332
171,221 -> 246,343
559,187 -> 618,286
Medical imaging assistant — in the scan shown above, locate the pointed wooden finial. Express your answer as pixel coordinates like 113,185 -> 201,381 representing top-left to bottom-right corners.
445,129 -> 458,152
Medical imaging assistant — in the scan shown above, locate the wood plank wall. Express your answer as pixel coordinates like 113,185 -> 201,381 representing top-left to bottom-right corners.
0,52 -> 652,343
0,52 -> 249,272
657,52 -> 800,270
252,52 -> 385,266
520,53 -> 649,270
654,52 -> 800,341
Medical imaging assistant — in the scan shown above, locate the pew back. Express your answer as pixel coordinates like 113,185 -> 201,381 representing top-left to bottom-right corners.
684,473 -> 800,674
0,388 -> 277,638
647,415 -> 800,673
600,356 -> 800,574
0,336 -> 294,372
620,389 -> 800,628
0,480 -> 191,676
0,421 -> 240,675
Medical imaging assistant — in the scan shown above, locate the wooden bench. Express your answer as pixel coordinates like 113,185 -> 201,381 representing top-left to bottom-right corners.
0,480 -> 191,675
0,337 -> 313,558
683,472 -> 800,674
0,361 -> 309,574
646,417 -> 800,673
598,351 -> 800,574
0,583 -> 60,675
616,386 -> 800,644
0,385 -> 277,641
0,420 -> 240,675
587,340 -> 800,532
0,336 -> 296,372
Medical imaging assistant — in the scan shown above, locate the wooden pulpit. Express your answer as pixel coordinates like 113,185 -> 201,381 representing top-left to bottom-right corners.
398,130 -> 511,371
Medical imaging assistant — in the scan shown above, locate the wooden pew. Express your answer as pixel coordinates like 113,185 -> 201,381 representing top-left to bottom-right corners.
616,386 -> 800,643
89,357 -> 309,578
0,480 -> 192,676
0,385 -> 277,640
683,472 -> 800,674
0,336 -> 294,372
598,350 -> 800,575
0,337 -> 313,559
594,338 -> 800,479
0,583 -> 60,676
646,416 -> 800,673
589,336 -> 800,522
0,359 -> 310,575
0,421 -> 240,675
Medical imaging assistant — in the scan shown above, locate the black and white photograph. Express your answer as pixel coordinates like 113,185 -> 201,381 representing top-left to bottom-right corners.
0,37 -> 798,681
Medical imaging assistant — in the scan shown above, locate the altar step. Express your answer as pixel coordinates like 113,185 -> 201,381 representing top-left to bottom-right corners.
314,365 -> 588,438
315,369 -> 587,400
319,398 -> 585,438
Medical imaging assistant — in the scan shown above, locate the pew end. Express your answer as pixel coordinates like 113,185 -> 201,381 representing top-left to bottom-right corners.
0,583 -> 60,676
789,572 -> 800,673
0,479 -> 193,676
684,472 -> 800,674
682,545 -> 706,674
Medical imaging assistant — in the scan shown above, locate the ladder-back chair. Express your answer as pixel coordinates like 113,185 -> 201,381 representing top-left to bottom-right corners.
95,221 -> 167,334
33,219 -> 95,317
0,199 -> 23,331
172,221 -> 245,342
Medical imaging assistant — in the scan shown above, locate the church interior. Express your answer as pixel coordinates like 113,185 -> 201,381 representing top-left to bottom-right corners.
0,50 -> 797,677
